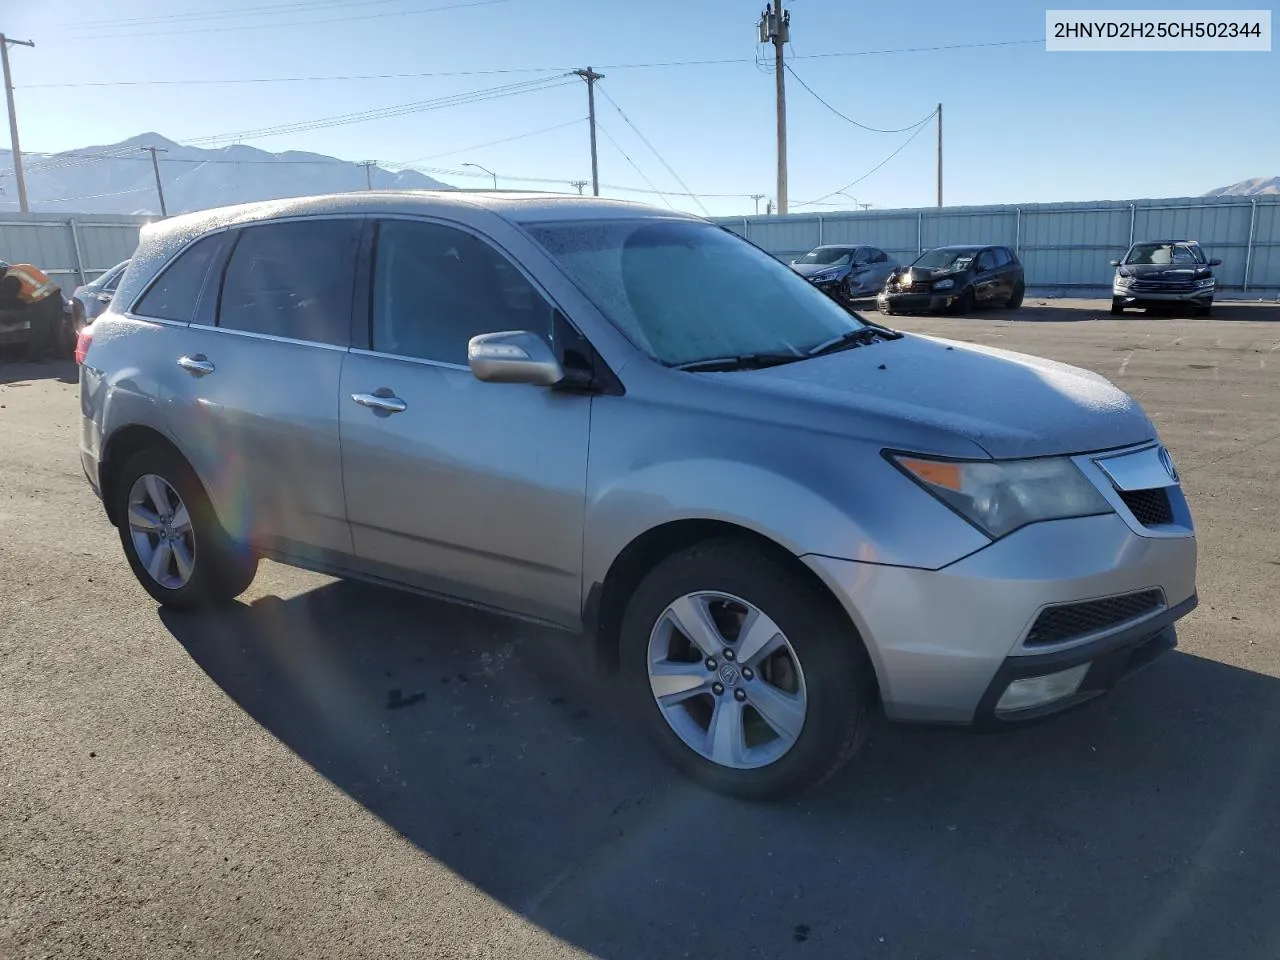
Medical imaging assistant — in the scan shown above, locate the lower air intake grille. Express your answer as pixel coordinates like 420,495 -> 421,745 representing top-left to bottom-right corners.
1026,589 -> 1165,647
1119,487 -> 1174,526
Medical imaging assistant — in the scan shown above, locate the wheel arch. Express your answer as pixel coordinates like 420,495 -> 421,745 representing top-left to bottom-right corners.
585,519 -> 878,700
99,424 -> 189,527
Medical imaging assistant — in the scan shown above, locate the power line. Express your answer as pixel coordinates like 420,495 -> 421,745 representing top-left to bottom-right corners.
387,117 -> 587,165
593,122 -> 675,211
71,0 -> 510,39
71,0 -> 418,29
793,118 -> 934,208
16,75 -> 575,176
24,38 -> 1045,87
183,75 -> 575,147
785,64 -> 938,133
595,85 -> 709,217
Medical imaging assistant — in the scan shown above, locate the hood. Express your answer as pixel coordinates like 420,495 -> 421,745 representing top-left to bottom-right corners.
791,261 -> 849,279
730,333 -> 1155,459
1119,263 -> 1212,280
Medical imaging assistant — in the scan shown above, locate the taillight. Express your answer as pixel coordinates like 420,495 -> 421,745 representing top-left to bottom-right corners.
74,326 -> 93,365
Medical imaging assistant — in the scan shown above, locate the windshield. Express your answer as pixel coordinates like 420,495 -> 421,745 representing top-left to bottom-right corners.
912,248 -> 978,270
795,247 -> 853,266
528,219 -> 868,367
1125,243 -> 1202,265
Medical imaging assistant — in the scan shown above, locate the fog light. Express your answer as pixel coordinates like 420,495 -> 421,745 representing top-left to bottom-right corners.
995,663 -> 1090,714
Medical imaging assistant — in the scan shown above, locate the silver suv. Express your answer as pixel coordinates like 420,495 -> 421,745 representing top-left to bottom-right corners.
78,193 -> 1197,799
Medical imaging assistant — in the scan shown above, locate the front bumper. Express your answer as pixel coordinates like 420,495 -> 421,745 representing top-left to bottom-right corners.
1113,285 -> 1214,305
802,511 -> 1197,725
878,290 -> 955,312
0,317 -> 32,345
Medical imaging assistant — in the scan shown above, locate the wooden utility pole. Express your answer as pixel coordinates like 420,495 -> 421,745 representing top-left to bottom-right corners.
936,103 -> 943,208
1,33 -> 35,213
359,160 -> 376,190
750,193 -> 765,215
570,180 -> 588,195
141,145 -> 168,216
758,4 -> 790,215
573,67 -> 604,196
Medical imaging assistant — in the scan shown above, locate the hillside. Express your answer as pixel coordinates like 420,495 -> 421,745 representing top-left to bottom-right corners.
1204,176 -> 1280,197
0,133 -> 452,215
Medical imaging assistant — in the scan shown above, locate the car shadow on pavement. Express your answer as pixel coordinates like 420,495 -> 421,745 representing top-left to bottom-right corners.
0,354 -> 78,385
161,581 -> 1280,960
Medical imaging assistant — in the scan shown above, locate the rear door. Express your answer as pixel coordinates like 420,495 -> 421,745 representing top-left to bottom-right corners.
163,217 -> 362,558
338,216 -> 591,626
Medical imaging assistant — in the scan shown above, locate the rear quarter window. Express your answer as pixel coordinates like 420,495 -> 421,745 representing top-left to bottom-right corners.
132,234 -> 225,323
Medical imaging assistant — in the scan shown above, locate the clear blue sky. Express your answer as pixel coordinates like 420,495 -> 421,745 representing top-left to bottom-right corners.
6,0 -> 1277,216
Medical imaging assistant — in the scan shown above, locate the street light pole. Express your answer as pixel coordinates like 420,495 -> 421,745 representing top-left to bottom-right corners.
462,162 -> 498,190
1,33 -> 35,213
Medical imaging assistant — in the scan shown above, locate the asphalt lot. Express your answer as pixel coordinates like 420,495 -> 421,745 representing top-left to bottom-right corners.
3,299 -> 1280,959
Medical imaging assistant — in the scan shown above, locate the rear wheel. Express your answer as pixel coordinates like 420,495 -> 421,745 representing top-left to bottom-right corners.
114,446 -> 257,608
620,540 -> 873,800
1005,282 -> 1025,309
1110,298 -> 1125,315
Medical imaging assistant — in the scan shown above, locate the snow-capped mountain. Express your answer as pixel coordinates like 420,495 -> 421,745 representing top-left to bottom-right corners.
0,133 -> 452,215
1204,176 -> 1280,197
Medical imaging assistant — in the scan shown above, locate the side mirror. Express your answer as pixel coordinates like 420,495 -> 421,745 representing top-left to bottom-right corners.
468,330 -> 564,387
1109,259 -> 1121,267
1209,258 -> 1222,267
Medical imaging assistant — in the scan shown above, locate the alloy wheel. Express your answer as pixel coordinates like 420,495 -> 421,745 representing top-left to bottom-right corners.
647,591 -> 808,770
127,474 -> 196,590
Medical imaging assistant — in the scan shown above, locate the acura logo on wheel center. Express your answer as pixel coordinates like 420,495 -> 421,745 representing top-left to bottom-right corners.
718,663 -> 741,686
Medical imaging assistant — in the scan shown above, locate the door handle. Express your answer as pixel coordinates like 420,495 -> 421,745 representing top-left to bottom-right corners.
177,355 -> 215,377
351,391 -> 407,414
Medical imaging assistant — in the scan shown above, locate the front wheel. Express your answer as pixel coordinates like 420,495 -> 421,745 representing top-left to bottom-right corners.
1194,301 -> 1212,317
620,540 -> 873,800
1110,298 -> 1125,315
114,446 -> 258,608
950,288 -> 974,315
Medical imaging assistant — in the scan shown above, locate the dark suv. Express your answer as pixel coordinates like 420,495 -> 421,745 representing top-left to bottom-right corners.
1110,240 -> 1220,316
878,245 -> 1025,315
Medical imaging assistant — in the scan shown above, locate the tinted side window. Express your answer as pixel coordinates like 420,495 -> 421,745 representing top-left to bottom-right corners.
870,248 -> 888,264
101,264 -> 126,292
852,247 -> 870,263
976,250 -> 998,271
993,248 -> 1012,267
133,235 -> 223,322
218,219 -> 361,345
371,220 -> 553,365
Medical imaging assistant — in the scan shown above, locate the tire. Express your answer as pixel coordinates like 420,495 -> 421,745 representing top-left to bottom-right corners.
1110,298 -> 1125,315
1194,302 -> 1212,317
113,445 -> 257,608
840,276 -> 858,303
1005,282 -> 1025,310
951,288 -> 974,315
619,539 -> 873,801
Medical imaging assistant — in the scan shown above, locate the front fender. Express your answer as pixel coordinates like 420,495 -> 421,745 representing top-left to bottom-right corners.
582,404 -> 991,588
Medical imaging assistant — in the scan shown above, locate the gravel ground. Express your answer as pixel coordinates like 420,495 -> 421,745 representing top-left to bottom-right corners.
2,301 -> 1279,959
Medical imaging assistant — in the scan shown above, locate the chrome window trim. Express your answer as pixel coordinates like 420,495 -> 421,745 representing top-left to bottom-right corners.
187,322 -> 350,353
348,347 -> 469,371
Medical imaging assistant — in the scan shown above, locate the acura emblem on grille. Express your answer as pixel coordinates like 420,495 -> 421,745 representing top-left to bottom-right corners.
1157,445 -> 1179,483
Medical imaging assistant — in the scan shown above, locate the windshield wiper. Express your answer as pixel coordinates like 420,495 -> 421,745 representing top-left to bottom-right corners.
673,352 -> 804,372
806,323 -> 900,358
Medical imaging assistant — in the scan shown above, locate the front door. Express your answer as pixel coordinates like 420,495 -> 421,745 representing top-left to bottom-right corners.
162,218 -> 362,557
972,249 -> 1003,304
339,218 -> 590,627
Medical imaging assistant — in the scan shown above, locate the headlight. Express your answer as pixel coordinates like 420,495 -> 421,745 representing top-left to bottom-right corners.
1115,274 -> 1133,287
890,454 -> 1112,539
1194,277 -> 1215,288
934,278 -> 955,290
